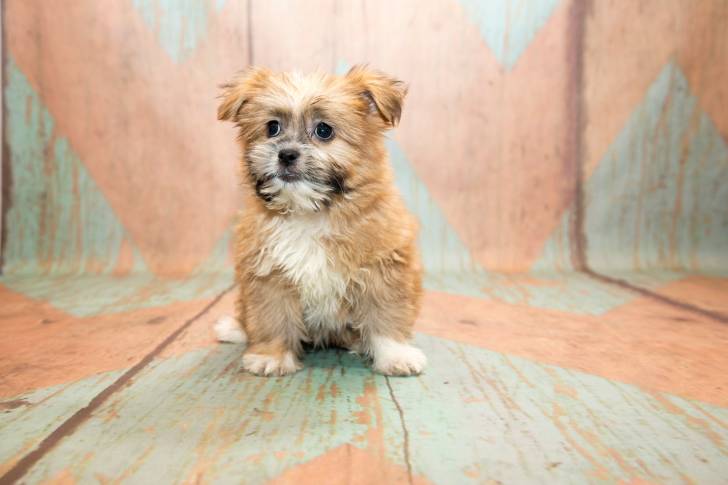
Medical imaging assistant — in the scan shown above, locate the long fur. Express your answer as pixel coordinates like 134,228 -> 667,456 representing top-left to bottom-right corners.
217,65 -> 425,376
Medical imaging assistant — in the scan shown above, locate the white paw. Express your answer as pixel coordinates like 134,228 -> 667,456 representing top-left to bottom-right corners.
371,336 -> 427,376
242,352 -> 302,377
214,315 -> 247,344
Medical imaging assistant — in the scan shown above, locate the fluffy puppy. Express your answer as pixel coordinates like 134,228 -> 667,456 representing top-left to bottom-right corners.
215,65 -> 425,377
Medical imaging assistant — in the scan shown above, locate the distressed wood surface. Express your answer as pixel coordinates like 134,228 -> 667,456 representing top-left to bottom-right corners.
0,281 -> 231,398
3,0 -> 247,276
649,275 -> 728,316
417,288 -> 728,407
10,334 -> 727,484
2,0 -> 728,483
2,282 -> 727,483
583,0 -> 728,177
3,0 -> 725,277
0,371 -> 123,476
0,281 -> 234,483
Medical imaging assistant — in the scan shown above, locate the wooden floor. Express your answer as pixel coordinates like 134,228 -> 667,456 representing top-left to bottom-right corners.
1,272 -> 727,484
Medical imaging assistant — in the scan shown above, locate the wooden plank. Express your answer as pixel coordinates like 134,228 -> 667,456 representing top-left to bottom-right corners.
417,290 -> 728,406
4,0 -> 247,276
250,0 -> 337,72
0,371 -> 123,476
391,335 -> 728,484
582,62 -> 728,274
15,334 -> 728,484
168,284 -> 728,407
583,0 -> 728,178
0,283 -> 233,482
17,345 -> 407,483
354,0 -> 575,272
0,267 -> 233,318
585,271 -> 728,320
0,281 -> 228,398
647,275 -> 728,316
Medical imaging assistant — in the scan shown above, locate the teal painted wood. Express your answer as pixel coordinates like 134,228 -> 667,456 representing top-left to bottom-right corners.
531,208 -> 575,274
0,271 -> 233,318
536,62 -> 728,279
1,57 -> 233,316
337,61 -> 492,299
0,231 -> 232,317
0,371 -> 123,474
458,0 -> 562,69
132,0 -> 223,63
19,334 -> 728,484
3,58 -> 129,278
389,133 -> 646,315
489,271 -> 643,314
390,335 -> 728,484
584,63 -> 728,276
342,65 -> 649,315
388,139 -> 491,298
21,345 -> 402,484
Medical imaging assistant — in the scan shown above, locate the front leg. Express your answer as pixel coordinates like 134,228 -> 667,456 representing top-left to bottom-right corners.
239,273 -> 306,377
352,261 -> 426,377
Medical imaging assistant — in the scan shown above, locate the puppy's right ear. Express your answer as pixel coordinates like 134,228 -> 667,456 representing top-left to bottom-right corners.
217,67 -> 271,122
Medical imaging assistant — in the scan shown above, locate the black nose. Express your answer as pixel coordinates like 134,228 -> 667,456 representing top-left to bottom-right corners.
278,149 -> 300,166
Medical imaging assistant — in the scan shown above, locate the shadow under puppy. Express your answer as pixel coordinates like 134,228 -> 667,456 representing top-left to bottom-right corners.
215,65 -> 425,377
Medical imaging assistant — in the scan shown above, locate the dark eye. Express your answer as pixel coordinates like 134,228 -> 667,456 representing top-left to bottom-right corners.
267,120 -> 281,137
314,122 -> 334,140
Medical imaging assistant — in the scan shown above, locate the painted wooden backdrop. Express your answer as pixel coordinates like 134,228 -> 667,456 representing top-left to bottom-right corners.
3,0 -> 727,281
1,1 -> 727,484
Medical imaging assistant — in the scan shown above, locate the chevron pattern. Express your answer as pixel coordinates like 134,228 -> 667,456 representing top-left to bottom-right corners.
533,60 -> 728,299
132,0 -> 228,62
459,0 -> 561,69
1,1 -> 727,483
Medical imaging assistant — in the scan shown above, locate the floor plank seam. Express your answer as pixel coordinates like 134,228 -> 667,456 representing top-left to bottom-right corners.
560,0 -> 727,328
581,269 -> 728,324
385,376 -> 414,485
0,284 -> 236,485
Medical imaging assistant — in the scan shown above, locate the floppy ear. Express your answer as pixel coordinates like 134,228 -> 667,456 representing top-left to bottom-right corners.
346,65 -> 408,127
217,67 -> 271,122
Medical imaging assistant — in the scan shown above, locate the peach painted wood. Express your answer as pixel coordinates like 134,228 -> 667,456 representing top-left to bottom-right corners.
583,0 -> 728,177
0,282 -> 220,398
417,289 -> 728,406
0,371 -> 123,476
4,0 -> 248,276
650,275 -> 728,316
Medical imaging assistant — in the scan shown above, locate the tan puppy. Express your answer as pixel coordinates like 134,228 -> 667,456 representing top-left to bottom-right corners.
214,65 -> 425,377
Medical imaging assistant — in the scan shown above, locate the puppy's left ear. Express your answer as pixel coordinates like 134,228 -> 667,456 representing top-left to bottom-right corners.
217,67 -> 271,122
347,65 -> 408,127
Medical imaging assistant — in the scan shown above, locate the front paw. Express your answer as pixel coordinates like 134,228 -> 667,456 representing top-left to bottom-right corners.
242,351 -> 302,376
371,337 -> 427,376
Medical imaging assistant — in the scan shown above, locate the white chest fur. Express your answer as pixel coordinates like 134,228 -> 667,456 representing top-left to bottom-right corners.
254,213 -> 347,331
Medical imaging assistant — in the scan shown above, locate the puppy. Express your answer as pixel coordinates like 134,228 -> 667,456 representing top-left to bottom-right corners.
215,65 -> 425,377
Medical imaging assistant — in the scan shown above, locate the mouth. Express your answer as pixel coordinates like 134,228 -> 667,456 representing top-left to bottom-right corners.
277,168 -> 302,183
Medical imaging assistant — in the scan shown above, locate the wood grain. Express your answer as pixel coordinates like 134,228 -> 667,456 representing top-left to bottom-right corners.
0,371 -> 122,476
0,281 -> 226,398
10,334 -> 727,484
1,1 -> 727,483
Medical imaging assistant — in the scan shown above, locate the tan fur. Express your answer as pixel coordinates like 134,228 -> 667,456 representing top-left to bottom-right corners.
218,65 -> 424,376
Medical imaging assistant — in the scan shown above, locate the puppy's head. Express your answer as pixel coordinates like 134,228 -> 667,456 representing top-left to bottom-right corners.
218,65 -> 407,213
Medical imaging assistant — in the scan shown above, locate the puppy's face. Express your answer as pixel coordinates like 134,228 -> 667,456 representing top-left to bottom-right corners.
218,66 -> 407,213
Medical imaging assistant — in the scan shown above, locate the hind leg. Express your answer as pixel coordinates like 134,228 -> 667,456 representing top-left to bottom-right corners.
214,315 -> 247,344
